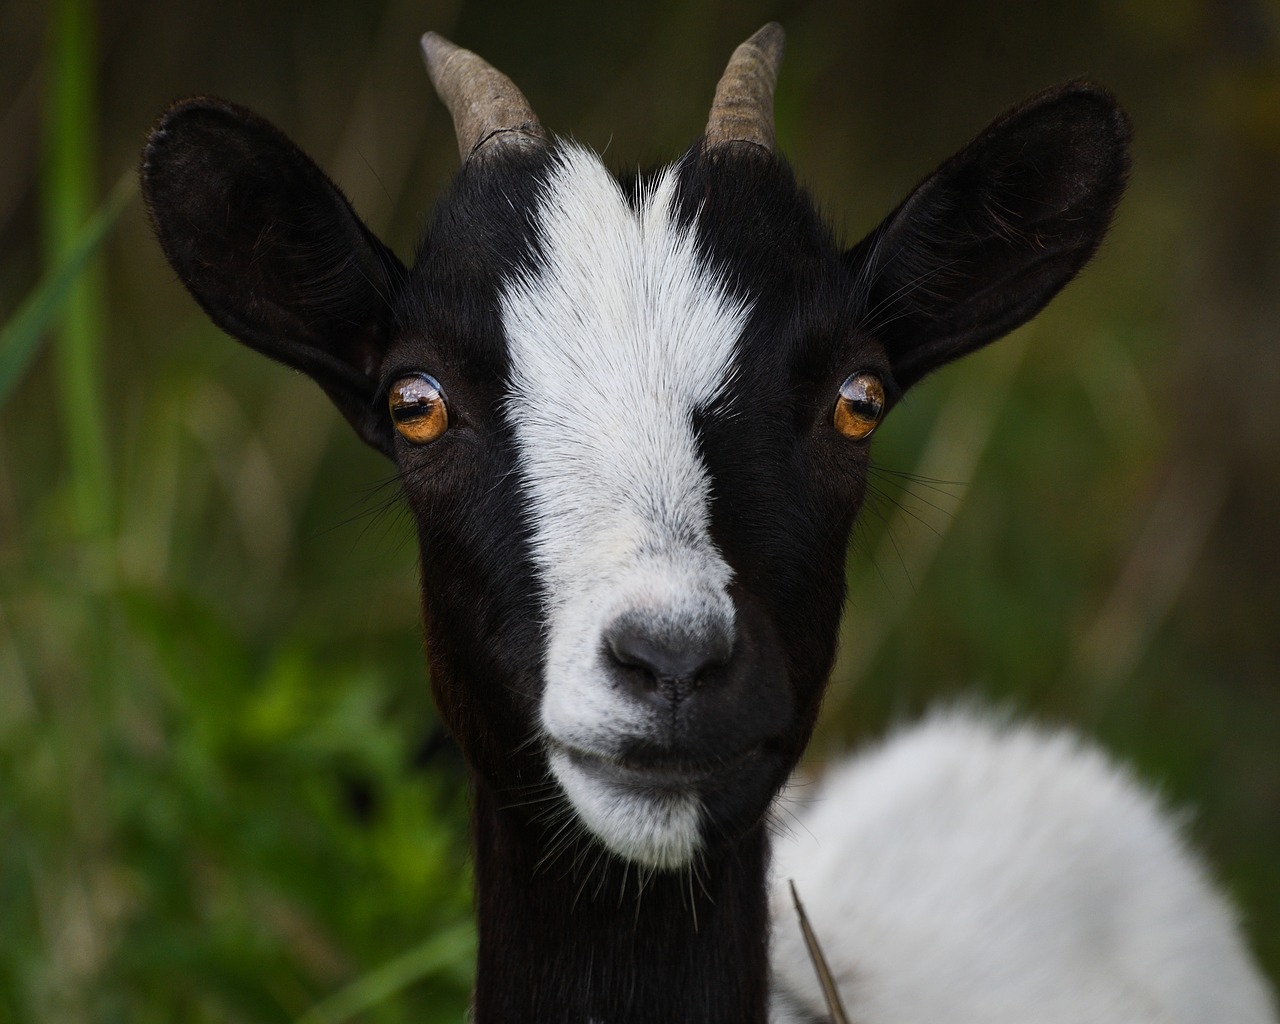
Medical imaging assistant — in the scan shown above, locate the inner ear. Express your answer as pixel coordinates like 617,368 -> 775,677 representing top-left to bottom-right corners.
846,81 -> 1131,391
142,97 -> 407,455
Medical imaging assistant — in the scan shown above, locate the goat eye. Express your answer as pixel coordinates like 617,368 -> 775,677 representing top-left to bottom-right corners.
389,373 -> 449,445
833,372 -> 885,440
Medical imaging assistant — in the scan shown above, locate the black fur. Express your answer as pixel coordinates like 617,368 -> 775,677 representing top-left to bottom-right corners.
141,68 -> 1129,1024
391,148 -> 553,785
472,780 -> 771,1023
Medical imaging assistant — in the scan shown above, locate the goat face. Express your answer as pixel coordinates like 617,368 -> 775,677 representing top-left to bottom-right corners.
389,142 -> 853,870
141,28 -> 1129,871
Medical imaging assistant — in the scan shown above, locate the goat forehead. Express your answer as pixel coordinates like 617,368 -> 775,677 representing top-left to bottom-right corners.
504,145 -> 748,408
500,144 -> 749,601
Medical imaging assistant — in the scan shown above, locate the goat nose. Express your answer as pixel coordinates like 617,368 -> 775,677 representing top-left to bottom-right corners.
605,619 -> 733,702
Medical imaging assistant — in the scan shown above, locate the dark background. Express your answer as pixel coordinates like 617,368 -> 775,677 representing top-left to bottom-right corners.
1,0 -> 1277,1020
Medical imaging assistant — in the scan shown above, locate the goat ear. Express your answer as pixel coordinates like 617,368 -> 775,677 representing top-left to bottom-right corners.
846,82 -> 1131,391
142,97 -> 405,456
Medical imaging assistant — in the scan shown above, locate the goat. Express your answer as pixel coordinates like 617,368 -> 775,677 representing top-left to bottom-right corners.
141,23 -> 1276,1024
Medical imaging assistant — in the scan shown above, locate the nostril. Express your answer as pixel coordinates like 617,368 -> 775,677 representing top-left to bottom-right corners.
606,619 -> 733,697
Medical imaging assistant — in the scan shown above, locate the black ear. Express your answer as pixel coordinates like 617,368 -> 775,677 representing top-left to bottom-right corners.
142,97 -> 406,456
847,82 -> 1131,390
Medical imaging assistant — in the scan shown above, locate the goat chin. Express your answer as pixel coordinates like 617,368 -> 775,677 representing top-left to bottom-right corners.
768,710 -> 1279,1024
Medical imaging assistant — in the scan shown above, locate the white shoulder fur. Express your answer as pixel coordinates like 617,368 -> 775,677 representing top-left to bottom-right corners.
769,711 -> 1278,1024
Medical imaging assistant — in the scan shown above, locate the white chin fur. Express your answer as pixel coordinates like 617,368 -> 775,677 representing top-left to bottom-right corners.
548,748 -> 703,870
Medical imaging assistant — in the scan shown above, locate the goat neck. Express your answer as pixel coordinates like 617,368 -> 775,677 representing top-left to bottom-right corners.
470,778 -> 770,1023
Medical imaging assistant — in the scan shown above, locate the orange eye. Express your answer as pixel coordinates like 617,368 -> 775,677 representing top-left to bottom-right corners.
833,372 -> 885,440
389,373 -> 449,445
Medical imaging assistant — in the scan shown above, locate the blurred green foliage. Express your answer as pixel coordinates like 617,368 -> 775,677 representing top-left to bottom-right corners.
1,0 -> 1277,1020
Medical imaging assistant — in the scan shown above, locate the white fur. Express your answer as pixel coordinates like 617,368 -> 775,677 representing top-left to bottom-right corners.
768,711 -> 1278,1024
550,747 -> 703,869
500,145 -> 749,867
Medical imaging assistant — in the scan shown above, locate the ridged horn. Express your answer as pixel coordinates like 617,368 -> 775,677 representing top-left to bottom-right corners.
420,32 -> 547,162
704,23 -> 785,153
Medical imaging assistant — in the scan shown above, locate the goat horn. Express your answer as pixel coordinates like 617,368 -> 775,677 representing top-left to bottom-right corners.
421,32 -> 548,162
704,23 -> 785,153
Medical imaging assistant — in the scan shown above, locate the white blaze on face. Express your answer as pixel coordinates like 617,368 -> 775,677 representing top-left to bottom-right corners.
500,145 -> 750,868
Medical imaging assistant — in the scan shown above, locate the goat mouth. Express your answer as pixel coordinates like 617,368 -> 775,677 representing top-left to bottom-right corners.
556,744 -> 762,796
545,739 -> 784,867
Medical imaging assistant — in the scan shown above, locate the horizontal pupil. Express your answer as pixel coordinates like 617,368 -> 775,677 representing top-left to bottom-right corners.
847,399 -> 880,419
392,400 -> 436,423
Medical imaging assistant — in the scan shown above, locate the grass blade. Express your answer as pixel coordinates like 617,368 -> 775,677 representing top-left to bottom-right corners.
789,880 -> 851,1024
293,921 -> 476,1024
0,172 -> 135,409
